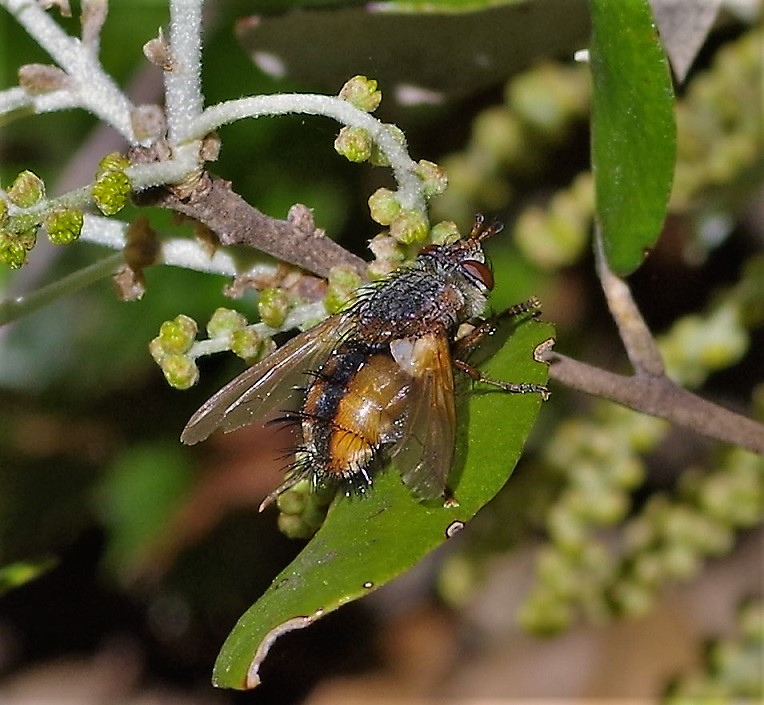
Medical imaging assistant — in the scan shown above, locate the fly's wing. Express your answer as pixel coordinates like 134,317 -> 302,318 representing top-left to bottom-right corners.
389,333 -> 456,500
181,314 -> 351,445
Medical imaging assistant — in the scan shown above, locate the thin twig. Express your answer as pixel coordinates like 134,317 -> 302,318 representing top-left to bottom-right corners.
594,229 -> 665,375
0,252 -> 124,325
140,173 -> 367,279
544,352 -> 764,455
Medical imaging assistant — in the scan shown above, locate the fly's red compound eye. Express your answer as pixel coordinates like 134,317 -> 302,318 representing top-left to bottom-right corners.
461,260 -> 494,290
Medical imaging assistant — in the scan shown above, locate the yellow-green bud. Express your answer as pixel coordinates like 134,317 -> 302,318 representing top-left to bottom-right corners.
0,198 -> 8,223
389,209 -> 429,245
324,265 -> 363,314
258,288 -> 290,328
44,208 -> 84,245
369,124 -> 406,167
338,75 -> 382,113
334,126 -> 373,163
368,233 -> 405,264
415,159 -> 448,198
8,170 -> 45,207
230,327 -> 262,362
149,336 -> 166,364
368,188 -> 400,226
207,307 -> 247,338
277,512 -> 316,540
430,220 -> 460,245
366,258 -> 397,280
92,169 -> 131,216
159,314 -> 197,354
96,152 -> 130,178
0,236 -> 27,269
161,354 -> 199,390
277,484 -> 309,515
17,228 -> 36,250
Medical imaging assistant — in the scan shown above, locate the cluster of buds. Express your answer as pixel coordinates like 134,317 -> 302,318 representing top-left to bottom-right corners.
332,75 -> 453,277
0,170 -> 86,268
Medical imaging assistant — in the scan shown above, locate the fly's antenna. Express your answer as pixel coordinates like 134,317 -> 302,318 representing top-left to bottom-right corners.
469,213 -> 504,243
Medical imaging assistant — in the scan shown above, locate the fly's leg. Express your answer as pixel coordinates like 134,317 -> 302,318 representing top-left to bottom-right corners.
453,297 -> 550,400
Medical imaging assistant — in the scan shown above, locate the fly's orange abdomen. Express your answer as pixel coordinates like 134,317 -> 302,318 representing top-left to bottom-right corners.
302,348 -> 410,483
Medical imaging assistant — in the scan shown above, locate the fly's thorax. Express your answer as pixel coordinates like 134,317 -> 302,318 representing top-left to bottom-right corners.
301,347 -> 410,481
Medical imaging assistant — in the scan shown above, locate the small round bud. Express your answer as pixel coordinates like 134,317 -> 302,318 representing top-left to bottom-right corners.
324,265 -> 363,314
277,512 -> 316,540
92,170 -> 131,216
161,354 -> 199,390
207,307 -> 247,338
338,75 -> 382,112
611,579 -> 654,618
8,170 -> 45,207
277,485 -> 309,515
96,152 -> 130,177
44,208 -> 84,245
430,220 -> 460,245
368,187 -> 400,225
389,209 -> 429,245
149,336 -> 166,364
334,126 -> 373,163
230,327 -> 262,362
415,159 -> 448,198
368,232 -> 405,264
258,288 -> 291,328
159,314 -> 198,354
0,235 -> 28,269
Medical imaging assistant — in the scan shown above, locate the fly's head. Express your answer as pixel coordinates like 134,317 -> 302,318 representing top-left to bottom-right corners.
418,215 -> 501,320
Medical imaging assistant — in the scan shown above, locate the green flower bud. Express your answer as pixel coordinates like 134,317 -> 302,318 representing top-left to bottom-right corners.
96,152 -> 130,178
389,209 -> 429,245
159,314 -> 198,354
258,288 -> 291,328
277,511 -> 316,540
611,579 -> 654,618
0,235 -> 28,269
334,126 -> 373,163
366,258 -> 397,280
325,265 -> 363,314
429,221 -> 461,245
8,170 -> 45,207
230,327 -> 262,362
518,589 -> 573,635
368,187 -> 400,226
368,232 -> 405,264
207,307 -> 247,338
92,169 -> 131,216
149,336 -> 166,364
161,354 -> 199,390
369,124 -> 407,167
338,75 -> 382,113
44,208 -> 84,245
0,197 -> 8,223
415,159 -> 448,198
277,484 -> 309,515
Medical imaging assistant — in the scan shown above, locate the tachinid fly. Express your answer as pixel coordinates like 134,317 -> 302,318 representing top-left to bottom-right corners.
181,215 -> 549,508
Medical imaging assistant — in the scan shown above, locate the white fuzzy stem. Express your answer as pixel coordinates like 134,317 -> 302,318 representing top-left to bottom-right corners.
1,0 -> 137,142
164,0 -> 204,144
191,93 -> 426,212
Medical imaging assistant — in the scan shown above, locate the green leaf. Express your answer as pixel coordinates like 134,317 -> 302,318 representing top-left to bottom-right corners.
590,0 -> 676,274
0,557 -> 57,596
236,1 -> 590,106
212,318 -> 553,689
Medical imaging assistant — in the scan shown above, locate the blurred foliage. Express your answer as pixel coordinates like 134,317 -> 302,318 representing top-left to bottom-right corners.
0,0 -> 762,699
665,598 -> 764,703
